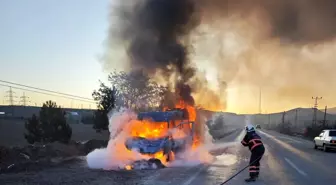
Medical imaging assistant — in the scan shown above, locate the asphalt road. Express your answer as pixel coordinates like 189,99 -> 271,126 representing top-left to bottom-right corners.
141,129 -> 336,185
1,129 -> 335,185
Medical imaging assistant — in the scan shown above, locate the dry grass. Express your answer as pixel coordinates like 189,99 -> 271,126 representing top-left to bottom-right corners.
0,119 -> 109,147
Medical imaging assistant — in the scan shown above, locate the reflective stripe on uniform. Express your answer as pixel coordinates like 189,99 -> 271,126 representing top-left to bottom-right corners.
248,138 -> 263,151
249,170 -> 259,172
251,143 -> 262,150
249,166 -> 259,169
249,139 -> 261,143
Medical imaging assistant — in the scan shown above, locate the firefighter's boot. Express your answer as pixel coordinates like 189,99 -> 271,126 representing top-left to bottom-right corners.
245,177 -> 257,182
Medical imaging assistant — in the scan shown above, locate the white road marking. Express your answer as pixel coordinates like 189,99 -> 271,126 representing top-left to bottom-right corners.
181,165 -> 208,185
284,157 -> 308,177
258,130 -> 311,161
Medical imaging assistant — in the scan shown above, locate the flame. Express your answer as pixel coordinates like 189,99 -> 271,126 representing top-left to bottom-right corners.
121,99 -> 202,168
125,165 -> 132,170
129,120 -> 168,139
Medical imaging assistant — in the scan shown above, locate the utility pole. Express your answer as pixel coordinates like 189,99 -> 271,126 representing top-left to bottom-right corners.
282,111 -> 286,124
312,97 -> 322,128
323,106 -> 327,128
259,87 -> 262,114
5,87 -> 17,105
19,92 -> 30,106
294,109 -> 298,129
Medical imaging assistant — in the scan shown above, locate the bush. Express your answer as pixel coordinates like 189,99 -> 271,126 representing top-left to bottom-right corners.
24,100 -> 72,144
92,110 -> 109,132
25,114 -> 42,144
304,123 -> 336,139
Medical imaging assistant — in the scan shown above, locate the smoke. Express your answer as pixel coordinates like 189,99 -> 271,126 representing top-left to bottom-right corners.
198,0 -> 336,43
106,0 -> 225,109
104,0 -> 336,112
87,109 -> 144,170
194,0 -> 336,111
113,0 -> 198,79
193,0 -> 336,111
86,108 -> 216,170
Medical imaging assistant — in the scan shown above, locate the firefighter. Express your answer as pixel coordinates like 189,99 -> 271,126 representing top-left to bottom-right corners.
241,124 -> 265,182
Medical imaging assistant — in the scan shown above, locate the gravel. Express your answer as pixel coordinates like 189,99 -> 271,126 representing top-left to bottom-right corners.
0,158 -> 157,185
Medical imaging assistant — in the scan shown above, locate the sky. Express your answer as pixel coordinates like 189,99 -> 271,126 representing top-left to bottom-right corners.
0,0 -> 332,113
0,0 -> 110,108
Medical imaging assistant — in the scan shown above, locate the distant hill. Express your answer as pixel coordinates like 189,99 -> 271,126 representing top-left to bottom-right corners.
215,107 -> 336,133
321,107 -> 336,115
256,107 -> 336,128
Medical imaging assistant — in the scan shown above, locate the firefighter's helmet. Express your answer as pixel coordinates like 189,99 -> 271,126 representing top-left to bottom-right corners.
245,124 -> 255,132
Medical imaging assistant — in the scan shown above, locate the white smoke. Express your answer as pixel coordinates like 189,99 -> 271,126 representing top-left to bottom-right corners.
108,108 -> 136,139
86,108 -> 146,170
86,109 -> 240,170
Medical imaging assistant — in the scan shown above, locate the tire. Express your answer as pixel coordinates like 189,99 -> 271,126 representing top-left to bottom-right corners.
323,144 -> 329,152
314,142 -> 318,150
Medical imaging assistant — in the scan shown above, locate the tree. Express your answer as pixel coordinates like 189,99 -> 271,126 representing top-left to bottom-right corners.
24,100 -> 72,144
108,70 -> 167,111
92,82 -> 117,131
25,114 -> 41,144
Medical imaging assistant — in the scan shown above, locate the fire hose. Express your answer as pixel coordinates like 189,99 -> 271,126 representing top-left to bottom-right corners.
218,155 -> 263,185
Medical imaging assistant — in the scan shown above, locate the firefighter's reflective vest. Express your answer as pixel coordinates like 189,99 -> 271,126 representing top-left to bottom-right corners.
241,132 -> 263,151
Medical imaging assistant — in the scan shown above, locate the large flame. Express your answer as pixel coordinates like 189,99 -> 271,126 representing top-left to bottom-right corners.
123,99 -> 200,168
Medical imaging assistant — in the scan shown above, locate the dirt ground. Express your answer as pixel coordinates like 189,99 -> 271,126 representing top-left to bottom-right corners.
0,158 -> 155,185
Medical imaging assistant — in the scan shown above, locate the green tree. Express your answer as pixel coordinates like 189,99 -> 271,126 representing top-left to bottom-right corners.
92,82 -> 117,131
24,100 -> 72,144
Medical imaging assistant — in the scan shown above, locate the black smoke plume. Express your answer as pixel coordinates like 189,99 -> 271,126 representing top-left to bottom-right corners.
112,0 -> 200,105
121,0 -> 198,80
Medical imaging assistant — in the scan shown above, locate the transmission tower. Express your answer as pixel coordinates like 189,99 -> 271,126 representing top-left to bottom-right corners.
19,92 -> 30,106
5,87 -> 17,105
312,96 -> 322,128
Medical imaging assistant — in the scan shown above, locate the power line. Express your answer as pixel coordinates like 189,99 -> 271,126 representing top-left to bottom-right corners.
0,83 -> 95,104
0,80 -> 93,101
